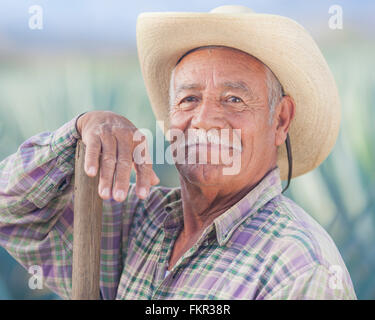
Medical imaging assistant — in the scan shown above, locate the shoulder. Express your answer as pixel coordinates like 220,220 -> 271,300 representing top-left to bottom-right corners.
236,194 -> 356,298
100,184 -> 181,226
265,194 -> 343,269
123,183 -> 181,226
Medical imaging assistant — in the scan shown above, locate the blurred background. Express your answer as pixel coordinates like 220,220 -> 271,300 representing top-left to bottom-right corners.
0,0 -> 374,299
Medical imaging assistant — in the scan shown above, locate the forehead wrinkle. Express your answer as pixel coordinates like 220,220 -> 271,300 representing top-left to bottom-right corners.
174,79 -> 257,99
173,50 -> 264,99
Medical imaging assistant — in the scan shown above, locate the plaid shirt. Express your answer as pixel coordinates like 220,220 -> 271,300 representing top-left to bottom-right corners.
0,116 -> 356,300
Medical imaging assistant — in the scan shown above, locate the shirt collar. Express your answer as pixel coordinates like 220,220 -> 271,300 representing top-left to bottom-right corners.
164,167 -> 282,246
214,167 -> 282,246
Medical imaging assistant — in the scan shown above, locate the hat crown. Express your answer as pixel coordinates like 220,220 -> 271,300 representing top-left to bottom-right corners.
210,5 -> 255,14
137,6 -> 341,179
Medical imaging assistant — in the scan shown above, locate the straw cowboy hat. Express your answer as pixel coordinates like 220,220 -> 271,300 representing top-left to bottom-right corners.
136,5 -> 341,180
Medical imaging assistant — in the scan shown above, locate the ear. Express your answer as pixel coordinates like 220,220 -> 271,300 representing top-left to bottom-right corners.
274,95 -> 295,147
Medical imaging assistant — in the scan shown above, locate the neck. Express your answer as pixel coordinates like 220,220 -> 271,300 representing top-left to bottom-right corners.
178,169 -> 272,238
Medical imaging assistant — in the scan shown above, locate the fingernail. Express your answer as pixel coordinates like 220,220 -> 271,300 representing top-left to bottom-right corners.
101,188 -> 110,198
115,190 -> 125,201
87,166 -> 96,176
139,187 -> 148,198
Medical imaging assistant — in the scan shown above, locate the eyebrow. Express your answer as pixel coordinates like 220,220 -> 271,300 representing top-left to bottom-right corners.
175,83 -> 203,97
175,81 -> 251,95
222,81 -> 251,93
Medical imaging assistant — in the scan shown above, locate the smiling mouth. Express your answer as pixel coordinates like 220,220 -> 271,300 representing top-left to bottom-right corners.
184,142 -> 242,152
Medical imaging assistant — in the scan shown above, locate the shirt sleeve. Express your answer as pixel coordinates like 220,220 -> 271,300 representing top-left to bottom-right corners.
0,115 -> 82,299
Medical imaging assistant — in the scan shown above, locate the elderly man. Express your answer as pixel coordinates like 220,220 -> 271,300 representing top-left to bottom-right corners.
0,6 -> 356,299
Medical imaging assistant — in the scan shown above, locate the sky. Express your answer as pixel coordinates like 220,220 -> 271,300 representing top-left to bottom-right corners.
0,0 -> 374,53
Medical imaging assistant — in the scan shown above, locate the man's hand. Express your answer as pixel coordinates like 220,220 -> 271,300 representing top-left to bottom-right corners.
76,111 -> 159,202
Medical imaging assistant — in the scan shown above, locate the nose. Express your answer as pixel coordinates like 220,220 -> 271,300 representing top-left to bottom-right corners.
190,98 -> 225,131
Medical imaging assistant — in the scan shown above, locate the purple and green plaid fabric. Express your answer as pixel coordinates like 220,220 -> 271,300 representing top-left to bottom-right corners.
0,116 -> 357,299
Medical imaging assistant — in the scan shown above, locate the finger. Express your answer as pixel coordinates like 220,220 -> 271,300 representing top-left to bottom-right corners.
84,135 -> 101,177
132,133 -> 157,198
134,163 -> 153,199
98,133 -> 117,200
142,139 -> 160,186
112,136 -> 133,202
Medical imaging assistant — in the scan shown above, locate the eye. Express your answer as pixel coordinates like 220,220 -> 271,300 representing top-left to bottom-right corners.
180,96 -> 199,103
226,96 -> 243,103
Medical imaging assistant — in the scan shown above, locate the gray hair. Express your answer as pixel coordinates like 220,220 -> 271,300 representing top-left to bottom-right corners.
265,66 -> 284,122
169,46 -> 284,123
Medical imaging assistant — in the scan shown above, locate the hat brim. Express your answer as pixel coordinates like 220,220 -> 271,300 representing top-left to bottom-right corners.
136,11 -> 341,180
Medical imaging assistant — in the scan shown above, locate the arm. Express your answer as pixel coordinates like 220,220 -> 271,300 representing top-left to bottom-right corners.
0,116 -> 81,299
0,111 -> 160,300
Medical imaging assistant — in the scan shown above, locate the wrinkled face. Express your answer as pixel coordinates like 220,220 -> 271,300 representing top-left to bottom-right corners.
169,47 -> 279,188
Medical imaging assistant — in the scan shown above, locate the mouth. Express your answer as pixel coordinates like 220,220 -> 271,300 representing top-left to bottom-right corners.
185,142 -> 240,152
170,128 -> 243,163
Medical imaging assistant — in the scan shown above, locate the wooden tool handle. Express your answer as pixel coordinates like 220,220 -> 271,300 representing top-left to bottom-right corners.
72,140 -> 103,300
